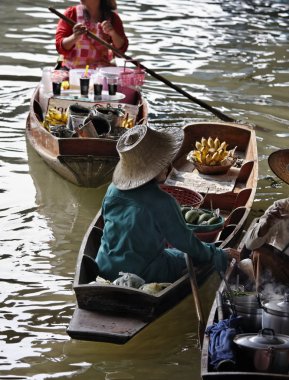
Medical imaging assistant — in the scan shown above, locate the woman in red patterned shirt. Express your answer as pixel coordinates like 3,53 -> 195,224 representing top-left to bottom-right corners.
55,0 -> 128,69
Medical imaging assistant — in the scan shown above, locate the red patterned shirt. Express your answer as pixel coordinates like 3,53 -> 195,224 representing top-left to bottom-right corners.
55,5 -> 128,69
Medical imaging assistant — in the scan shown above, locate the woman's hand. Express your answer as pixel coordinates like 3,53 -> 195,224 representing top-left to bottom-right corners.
72,23 -> 87,39
99,20 -> 125,49
223,248 -> 240,263
101,20 -> 115,36
61,23 -> 87,51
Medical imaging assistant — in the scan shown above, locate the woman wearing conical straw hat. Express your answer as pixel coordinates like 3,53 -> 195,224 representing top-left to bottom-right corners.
245,149 -> 289,292
95,124 -> 239,283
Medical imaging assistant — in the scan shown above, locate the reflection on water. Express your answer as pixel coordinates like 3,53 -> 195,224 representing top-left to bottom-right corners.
0,0 -> 289,379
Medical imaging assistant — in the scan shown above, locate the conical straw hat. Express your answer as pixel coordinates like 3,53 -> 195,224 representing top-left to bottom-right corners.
268,149 -> 289,185
113,124 -> 184,190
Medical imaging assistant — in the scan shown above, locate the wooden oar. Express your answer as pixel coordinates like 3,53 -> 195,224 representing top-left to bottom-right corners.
185,254 -> 205,348
48,7 -> 236,123
216,290 -> 224,321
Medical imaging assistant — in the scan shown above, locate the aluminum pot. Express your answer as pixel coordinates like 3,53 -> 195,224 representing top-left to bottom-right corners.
235,304 -> 262,333
233,328 -> 289,374
92,106 -> 125,130
262,293 -> 289,335
233,293 -> 262,332
67,103 -> 90,131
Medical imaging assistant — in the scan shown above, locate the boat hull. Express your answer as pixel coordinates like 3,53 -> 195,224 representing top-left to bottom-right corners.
201,220 -> 289,380
26,86 -> 148,188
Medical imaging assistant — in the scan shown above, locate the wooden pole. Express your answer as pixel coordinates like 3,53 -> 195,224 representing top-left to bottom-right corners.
185,254 -> 205,348
48,7 -> 236,123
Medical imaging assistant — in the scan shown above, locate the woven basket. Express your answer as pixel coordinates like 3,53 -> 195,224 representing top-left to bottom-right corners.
194,159 -> 236,175
160,184 -> 203,208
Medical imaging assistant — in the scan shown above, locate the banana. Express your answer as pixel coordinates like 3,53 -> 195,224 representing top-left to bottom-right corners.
211,151 -> 219,162
201,137 -> 208,147
61,81 -> 70,90
220,151 -> 229,161
207,136 -> 214,148
205,154 -> 212,165
45,107 -> 68,127
214,137 -> 220,149
201,146 -> 208,162
187,137 -> 235,167
42,120 -> 50,131
219,141 -> 228,150
126,119 -> 134,128
193,150 -> 202,163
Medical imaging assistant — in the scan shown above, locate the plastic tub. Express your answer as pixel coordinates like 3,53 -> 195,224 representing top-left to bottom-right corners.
100,66 -> 145,87
195,227 -> 223,243
99,66 -> 133,78
186,209 -> 224,232
185,209 -> 225,243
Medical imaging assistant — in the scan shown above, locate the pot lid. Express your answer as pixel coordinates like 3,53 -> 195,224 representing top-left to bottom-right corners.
234,328 -> 289,349
263,293 -> 289,317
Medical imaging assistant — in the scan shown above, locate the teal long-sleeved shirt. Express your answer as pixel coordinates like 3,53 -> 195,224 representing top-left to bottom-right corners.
96,181 -> 228,282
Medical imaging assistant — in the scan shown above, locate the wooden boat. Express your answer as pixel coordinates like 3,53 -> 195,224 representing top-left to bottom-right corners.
166,121 -> 257,231
66,121 -> 258,344
200,219 -> 289,379
26,83 -> 148,188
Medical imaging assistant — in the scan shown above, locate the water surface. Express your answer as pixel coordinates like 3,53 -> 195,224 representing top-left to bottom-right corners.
0,0 -> 289,379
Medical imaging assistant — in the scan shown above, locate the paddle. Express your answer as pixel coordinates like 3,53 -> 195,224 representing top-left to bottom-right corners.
185,254 -> 205,348
48,7 -> 236,123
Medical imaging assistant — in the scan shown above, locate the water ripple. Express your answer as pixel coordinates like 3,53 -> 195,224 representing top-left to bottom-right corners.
0,0 -> 289,378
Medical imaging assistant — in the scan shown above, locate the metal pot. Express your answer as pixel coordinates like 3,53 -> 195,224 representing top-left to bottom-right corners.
233,328 -> 289,374
262,293 -> 289,335
92,106 -> 125,130
235,304 -> 262,333
67,103 -> 90,131
233,293 -> 262,332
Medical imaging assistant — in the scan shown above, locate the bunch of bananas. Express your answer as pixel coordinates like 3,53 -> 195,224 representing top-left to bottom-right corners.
187,137 -> 235,166
43,107 -> 68,130
121,114 -> 134,129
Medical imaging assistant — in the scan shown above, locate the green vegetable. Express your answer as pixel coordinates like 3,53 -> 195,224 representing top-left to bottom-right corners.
207,216 -> 220,225
197,213 -> 212,224
181,206 -> 191,217
185,209 -> 200,224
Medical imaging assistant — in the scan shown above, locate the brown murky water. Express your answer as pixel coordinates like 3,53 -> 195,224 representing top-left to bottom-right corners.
0,0 -> 289,379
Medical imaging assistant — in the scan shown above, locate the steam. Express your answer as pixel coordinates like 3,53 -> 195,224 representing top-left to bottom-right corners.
238,258 -> 289,299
